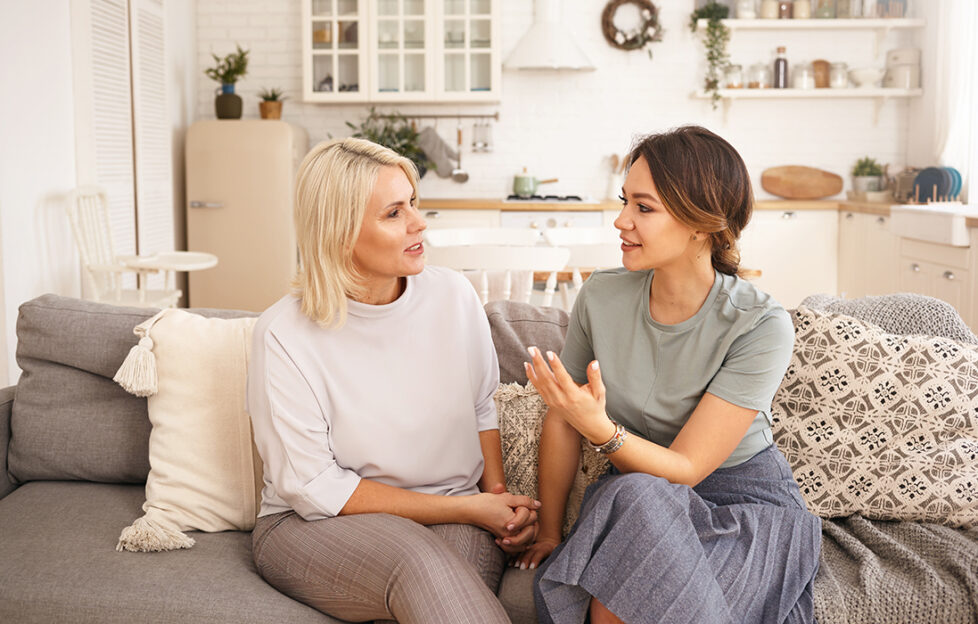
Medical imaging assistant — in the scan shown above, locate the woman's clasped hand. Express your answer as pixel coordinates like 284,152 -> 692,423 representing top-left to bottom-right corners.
472,483 -> 540,553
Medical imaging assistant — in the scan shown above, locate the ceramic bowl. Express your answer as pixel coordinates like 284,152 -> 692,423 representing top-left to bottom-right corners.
848,67 -> 885,88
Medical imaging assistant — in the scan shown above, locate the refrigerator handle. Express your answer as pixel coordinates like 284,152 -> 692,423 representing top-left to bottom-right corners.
189,201 -> 224,208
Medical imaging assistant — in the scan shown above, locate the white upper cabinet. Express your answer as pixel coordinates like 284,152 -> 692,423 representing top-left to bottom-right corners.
302,0 -> 500,103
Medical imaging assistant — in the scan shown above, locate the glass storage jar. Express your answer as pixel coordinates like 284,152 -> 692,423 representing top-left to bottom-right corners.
793,62 -> 816,89
760,0 -> 780,18
814,0 -> 836,18
748,63 -> 772,88
736,0 -> 757,18
829,62 -> 849,88
725,64 -> 744,88
793,0 -> 812,18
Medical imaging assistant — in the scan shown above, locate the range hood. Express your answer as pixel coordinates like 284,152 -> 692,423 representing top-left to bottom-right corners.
504,0 -> 595,71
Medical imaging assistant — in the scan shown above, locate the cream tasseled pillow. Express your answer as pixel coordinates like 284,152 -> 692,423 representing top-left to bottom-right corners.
114,309 -> 261,552
495,382 -> 609,537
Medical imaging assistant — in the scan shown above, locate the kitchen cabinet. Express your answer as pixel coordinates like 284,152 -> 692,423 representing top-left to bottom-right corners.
421,207 -> 500,228
301,0 -> 500,103
838,210 -> 897,298
897,237 -> 973,327
738,209 -> 838,309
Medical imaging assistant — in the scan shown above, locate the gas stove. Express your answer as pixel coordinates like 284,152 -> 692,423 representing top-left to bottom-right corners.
504,194 -> 595,203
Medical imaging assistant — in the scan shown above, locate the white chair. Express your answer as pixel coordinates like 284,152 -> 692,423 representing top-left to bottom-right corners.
542,227 -> 622,308
423,228 -> 569,305
67,186 -> 218,308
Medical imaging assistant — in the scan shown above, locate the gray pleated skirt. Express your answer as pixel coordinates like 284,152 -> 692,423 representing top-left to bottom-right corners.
534,444 -> 821,624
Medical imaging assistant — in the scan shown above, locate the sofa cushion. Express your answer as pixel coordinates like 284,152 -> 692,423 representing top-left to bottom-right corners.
485,301 -> 568,385
0,386 -> 13,500
772,307 -> 978,527
9,295 -> 255,485
495,382 -> 608,537
115,310 -> 261,552
801,292 -> 978,344
0,481 -> 337,623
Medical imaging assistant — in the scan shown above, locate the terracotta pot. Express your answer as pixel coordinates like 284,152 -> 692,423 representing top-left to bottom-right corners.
259,101 -> 283,119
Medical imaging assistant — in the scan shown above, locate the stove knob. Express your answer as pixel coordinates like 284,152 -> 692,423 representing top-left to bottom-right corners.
546,218 -> 557,228
564,220 -> 574,227
530,221 -> 540,229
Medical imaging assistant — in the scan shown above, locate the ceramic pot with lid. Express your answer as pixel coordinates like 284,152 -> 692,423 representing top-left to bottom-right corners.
513,168 -> 559,198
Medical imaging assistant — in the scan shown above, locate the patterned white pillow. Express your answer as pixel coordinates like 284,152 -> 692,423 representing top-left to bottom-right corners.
772,307 -> 978,528
495,382 -> 609,537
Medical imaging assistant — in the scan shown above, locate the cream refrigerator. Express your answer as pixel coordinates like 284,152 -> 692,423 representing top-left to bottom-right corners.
185,120 -> 309,311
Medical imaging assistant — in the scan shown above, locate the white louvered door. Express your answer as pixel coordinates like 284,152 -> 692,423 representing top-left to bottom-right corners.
130,0 -> 173,262
71,0 -> 173,294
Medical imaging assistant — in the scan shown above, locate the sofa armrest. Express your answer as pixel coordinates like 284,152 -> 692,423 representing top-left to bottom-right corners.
0,384 -> 15,501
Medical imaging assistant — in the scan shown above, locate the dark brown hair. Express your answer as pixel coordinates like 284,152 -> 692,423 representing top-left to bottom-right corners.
627,125 -> 753,276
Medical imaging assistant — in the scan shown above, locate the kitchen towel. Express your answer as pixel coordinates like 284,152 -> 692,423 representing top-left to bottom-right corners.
418,126 -> 458,178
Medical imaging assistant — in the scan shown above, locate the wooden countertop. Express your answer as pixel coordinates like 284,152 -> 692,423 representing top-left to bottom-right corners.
419,198 -> 978,227
420,198 -> 887,213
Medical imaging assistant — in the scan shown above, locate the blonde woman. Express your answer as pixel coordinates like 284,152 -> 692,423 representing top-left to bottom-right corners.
247,138 -> 538,623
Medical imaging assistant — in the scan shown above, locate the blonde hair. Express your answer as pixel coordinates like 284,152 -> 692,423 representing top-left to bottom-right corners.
291,137 -> 419,327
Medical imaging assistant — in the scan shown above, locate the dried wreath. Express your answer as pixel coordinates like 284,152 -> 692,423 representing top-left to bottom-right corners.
601,0 -> 664,58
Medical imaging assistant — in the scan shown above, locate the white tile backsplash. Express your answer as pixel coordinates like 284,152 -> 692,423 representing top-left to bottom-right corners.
195,0 -> 924,201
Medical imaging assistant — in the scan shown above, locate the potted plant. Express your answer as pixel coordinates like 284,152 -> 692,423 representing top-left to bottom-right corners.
346,108 -> 432,178
852,157 -> 884,192
204,44 -> 249,120
689,1 -> 731,110
258,88 -> 287,120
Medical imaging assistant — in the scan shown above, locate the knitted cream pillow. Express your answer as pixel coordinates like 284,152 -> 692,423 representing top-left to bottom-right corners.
113,309 -> 262,552
772,307 -> 978,528
495,382 -> 609,537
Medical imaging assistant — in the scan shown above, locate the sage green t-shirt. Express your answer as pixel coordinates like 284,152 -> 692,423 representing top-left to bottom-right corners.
560,268 -> 793,468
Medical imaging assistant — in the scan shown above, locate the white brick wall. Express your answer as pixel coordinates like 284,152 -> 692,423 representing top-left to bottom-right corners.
195,0 -> 925,201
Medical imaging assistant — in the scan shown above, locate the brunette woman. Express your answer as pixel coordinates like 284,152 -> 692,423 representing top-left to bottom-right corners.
518,126 -> 820,624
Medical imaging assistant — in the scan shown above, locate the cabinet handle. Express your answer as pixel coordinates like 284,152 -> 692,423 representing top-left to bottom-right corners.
876,217 -> 886,225
943,271 -> 956,281
189,201 -> 223,208
781,211 -> 797,220
845,212 -> 854,220
424,210 -> 440,218
911,263 -> 921,272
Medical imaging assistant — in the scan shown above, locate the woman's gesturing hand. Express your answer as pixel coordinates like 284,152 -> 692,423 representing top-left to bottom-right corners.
525,347 -> 612,443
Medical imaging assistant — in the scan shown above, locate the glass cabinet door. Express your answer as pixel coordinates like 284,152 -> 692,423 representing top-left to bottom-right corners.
306,0 -> 365,101
441,0 -> 495,97
371,0 -> 432,99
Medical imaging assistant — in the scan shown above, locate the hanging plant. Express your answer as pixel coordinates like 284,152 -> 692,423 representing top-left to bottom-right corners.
601,0 -> 664,59
688,2 -> 730,110
346,108 -> 432,179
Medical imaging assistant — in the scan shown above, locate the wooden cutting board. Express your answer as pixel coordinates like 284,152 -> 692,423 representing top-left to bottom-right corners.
761,166 -> 843,200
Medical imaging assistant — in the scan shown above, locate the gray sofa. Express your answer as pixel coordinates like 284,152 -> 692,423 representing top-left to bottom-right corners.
1,294 -> 977,623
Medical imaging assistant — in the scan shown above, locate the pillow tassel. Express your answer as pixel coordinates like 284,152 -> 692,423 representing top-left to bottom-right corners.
113,336 -> 157,397
116,516 -> 195,553
114,310 -> 169,397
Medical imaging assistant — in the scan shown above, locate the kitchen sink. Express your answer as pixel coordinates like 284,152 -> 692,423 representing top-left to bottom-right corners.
890,204 -> 978,247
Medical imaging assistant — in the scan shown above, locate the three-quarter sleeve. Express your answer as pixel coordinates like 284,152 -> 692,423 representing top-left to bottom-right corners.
464,284 -> 500,432
247,329 -> 361,520
707,309 -> 794,412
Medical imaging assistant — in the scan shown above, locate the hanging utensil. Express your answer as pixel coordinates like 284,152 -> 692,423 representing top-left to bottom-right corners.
451,122 -> 469,183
